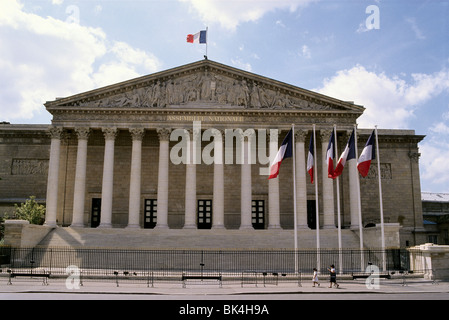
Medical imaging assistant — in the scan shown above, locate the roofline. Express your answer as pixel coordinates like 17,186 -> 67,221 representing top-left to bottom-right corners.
44,59 -> 365,113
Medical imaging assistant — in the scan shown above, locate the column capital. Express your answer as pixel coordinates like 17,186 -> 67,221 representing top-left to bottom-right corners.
48,126 -> 64,139
102,127 -> 118,140
129,128 -> 145,141
74,127 -> 91,140
157,128 -> 172,141
408,151 -> 421,163
319,129 -> 333,140
295,129 -> 308,143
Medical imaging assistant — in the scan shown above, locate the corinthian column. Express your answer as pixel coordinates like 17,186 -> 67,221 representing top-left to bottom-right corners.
240,136 -> 254,230
320,129 -> 335,229
156,128 -> 171,229
71,127 -> 91,228
127,128 -> 145,229
268,130 -> 281,229
212,129 -> 225,229
295,129 -> 309,229
98,127 -> 118,228
183,130 -> 197,229
44,126 -> 64,227
347,130 -> 360,230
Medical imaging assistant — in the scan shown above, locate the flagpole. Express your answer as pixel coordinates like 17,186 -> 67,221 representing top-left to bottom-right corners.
333,125 -> 343,274
375,126 -> 386,271
313,124 -> 320,273
353,124 -> 365,271
206,26 -> 208,59
292,124 -> 298,274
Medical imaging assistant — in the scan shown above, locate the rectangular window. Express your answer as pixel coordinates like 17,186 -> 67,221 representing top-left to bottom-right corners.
144,199 -> 157,229
252,200 -> 265,229
91,198 -> 101,228
197,200 -> 212,229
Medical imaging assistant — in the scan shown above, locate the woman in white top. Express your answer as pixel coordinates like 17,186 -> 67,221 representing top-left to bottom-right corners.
312,268 -> 320,287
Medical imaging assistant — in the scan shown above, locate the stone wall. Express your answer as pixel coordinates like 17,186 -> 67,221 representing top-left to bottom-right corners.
0,125 -> 50,215
3,220 -> 53,248
409,243 -> 449,280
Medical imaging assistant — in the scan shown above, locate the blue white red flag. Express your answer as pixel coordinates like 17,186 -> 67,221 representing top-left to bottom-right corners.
307,134 -> 314,183
357,130 -> 376,177
187,30 -> 207,44
268,129 -> 293,179
332,129 -> 356,179
327,131 -> 336,178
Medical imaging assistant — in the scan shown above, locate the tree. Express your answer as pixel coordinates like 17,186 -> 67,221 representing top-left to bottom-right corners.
13,196 -> 46,225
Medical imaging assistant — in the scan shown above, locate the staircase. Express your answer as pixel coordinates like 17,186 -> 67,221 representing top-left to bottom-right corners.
37,227 -> 362,250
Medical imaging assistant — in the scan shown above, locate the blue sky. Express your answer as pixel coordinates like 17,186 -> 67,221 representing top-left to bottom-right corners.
1,0 -> 448,193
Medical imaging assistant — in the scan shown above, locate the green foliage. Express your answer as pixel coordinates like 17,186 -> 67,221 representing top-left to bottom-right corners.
13,196 -> 46,225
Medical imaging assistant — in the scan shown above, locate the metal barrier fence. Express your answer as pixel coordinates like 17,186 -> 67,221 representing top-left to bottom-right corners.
0,246 -> 423,278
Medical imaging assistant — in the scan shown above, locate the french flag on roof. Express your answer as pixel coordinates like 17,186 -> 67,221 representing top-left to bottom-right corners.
268,129 -> 293,179
307,134 -> 314,183
187,30 -> 207,44
357,130 -> 376,177
332,129 -> 356,179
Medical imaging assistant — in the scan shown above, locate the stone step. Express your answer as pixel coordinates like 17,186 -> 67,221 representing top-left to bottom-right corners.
37,227 -> 362,250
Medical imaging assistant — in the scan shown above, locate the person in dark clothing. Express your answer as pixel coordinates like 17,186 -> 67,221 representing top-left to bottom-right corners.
328,264 -> 339,288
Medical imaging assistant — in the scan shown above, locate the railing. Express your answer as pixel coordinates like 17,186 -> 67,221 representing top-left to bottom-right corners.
0,246 -> 425,286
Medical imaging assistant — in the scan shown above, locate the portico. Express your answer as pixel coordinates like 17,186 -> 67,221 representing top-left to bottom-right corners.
43,64 -> 365,232
35,60 -> 424,248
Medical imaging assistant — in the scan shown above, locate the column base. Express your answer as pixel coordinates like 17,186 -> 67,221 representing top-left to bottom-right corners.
268,225 -> 282,230
323,225 -> 336,229
69,223 -> 85,228
212,224 -> 225,230
126,224 -> 141,229
155,224 -> 169,229
44,222 -> 58,228
183,224 -> 197,229
239,225 -> 254,230
98,223 -> 112,229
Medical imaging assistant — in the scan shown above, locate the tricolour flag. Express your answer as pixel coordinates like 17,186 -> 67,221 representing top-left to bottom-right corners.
307,134 -> 314,183
357,130 -> 376,177
332,129 -> 356,179
268,129 -> 293,179
326,131 -> 336,178
187,30 -> 207,44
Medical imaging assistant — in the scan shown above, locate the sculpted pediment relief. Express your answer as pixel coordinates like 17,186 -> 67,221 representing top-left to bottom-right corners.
47,60 -> 363,113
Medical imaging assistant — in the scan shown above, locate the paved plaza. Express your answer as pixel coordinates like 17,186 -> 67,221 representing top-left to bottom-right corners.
1,276 -> 447,299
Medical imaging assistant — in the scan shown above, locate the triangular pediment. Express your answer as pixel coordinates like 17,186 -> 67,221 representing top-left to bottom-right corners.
45,59 -> 364,114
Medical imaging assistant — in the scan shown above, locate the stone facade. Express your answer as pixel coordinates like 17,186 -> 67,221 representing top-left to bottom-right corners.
0,60 -> 426,249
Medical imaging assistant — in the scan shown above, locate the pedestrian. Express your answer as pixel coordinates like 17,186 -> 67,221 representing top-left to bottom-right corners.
328,264 -> 339,288
312,268 -> 320,287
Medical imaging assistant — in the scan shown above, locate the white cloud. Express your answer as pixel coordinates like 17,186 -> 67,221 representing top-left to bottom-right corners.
301,45 -> 311,59
420,140 -> 449,192
316,65 -> 449,192
0,0 -> 161,122
316,65 -> 449,129
178,0 -> 316,31
231,58 -> 252,72
405,17 -> 426,40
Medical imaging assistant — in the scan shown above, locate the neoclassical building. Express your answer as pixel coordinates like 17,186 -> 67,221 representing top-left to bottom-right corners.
0,60 -> 426,248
